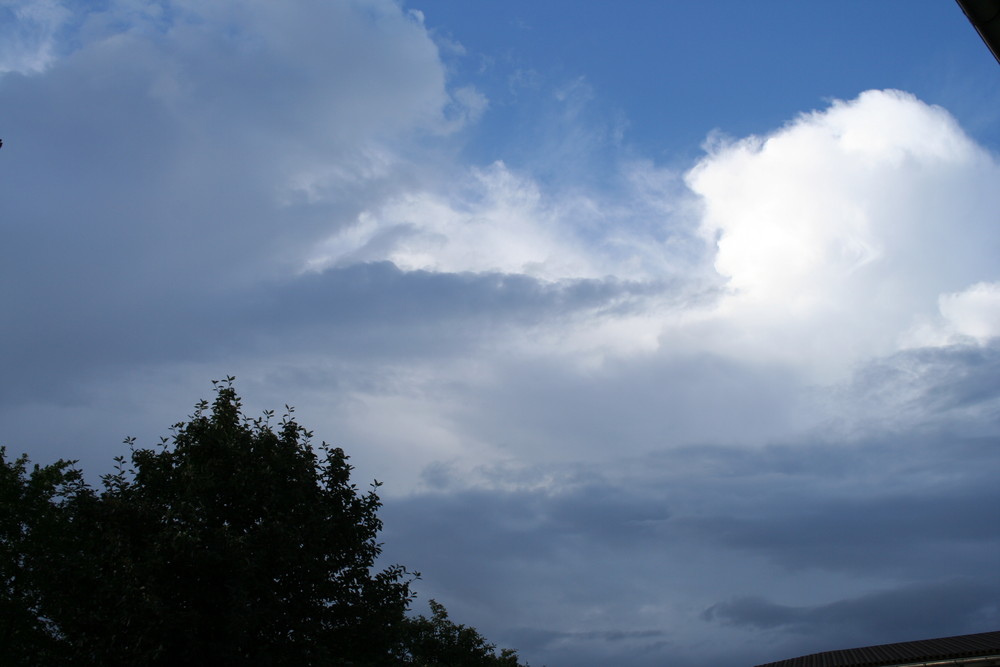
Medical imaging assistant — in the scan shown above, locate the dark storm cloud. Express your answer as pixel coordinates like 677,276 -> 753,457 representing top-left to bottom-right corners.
705,579 -> 1000,635
380,439 -> 1000,666
382,481 -> 673,582
380,482 -> 680,666
678,476 -> 1000,576
707,579 -> 1000,662
502,627 -> 676,667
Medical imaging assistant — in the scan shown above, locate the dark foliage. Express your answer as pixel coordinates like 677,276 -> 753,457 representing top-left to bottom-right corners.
0,378 -> 528,666
401,599 -> 527,667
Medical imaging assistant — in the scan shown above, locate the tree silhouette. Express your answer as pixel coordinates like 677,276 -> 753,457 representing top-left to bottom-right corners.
0,378 -> 528,666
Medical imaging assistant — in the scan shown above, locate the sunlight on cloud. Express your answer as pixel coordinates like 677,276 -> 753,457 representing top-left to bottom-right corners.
306,161 -> 593,279
906,282 -> 1000,347
682,89 -> 1000,377
301,88 -> 1000,485
938,283 -> 1000,342
305,160 -> 692,283
303,89 -> 1000,380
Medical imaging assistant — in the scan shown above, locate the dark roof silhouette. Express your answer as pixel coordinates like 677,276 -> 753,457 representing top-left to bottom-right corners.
755,630 -> 1000,667
955,0 -> 1000,65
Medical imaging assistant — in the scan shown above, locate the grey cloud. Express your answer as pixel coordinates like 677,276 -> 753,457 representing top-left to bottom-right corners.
842,343 -> 1000,434
0,0 -> 465,477
0,0 -> 706,416
560,628 -> 669,642
663,432 -> 1000,579
448,352 -> 821,465
0,0 -> 447,271
706,579 -> 1000,658
384,481 -> 673,567
502,627 -> 677,667
256,263 -> 666,333
378,479 -> 680,643
0,0 -> 454,385
0,257 -> 672,405
377,376 -> 1000,667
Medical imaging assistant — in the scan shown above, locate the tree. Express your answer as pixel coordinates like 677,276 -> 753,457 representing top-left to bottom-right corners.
0,378 -> 529,666
0,449 -> 86,665
400,599 -> 527,667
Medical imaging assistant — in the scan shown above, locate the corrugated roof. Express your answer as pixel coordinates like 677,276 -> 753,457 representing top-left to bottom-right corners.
755,630 -> 1000,667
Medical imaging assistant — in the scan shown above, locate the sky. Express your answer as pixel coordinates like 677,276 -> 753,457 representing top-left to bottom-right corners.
2,1 -> 1000,665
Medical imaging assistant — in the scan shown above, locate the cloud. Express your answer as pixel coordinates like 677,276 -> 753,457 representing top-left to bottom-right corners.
7,11 -> 1000,488
379,418 -> 1000,666
682,89 -> 1000,378
0,0 -> 71,74
0,0 -> 460,386
938,282 -> 1000,341
4,6 -> 1000,665
906,282 -> 1000,346
304,161 -> 594,279
377,380 -> 1000,666
304,158 -> 702,284
300,88 -> 1000,383
374,337 -> 1000,666
1,0 -> 454,266
705,579 -> 1000,654
831,342 -> 1000,439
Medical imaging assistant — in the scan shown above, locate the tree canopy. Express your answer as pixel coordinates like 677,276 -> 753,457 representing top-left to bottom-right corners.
0,378 -> 528,666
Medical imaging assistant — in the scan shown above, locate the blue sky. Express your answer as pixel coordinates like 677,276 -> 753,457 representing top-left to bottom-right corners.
421,2 -> 1000,164
2,2 -> 1000,666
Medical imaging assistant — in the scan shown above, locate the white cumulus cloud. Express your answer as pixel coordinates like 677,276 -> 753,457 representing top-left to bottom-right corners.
909,282 -> 1000,346
681,89 -> 1000,377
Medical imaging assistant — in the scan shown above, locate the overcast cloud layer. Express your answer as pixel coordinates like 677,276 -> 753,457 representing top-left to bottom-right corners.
2,2 -> 999,666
